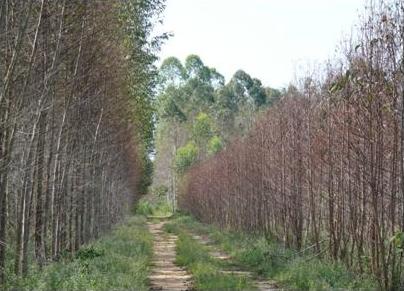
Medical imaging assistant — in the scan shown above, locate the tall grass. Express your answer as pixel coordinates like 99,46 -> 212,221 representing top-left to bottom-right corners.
168,214 -> 378,290
174,232 -> 253,290
5,216 -> 152,290
136,197 -> 173,217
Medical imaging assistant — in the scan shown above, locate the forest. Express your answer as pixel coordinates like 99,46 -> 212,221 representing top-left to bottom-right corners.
1,0 -> 404,290
152,0 -> 404,289
0,0 -> 164,288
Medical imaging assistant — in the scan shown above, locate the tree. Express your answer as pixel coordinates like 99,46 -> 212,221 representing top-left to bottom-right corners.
178,1 -> 404,288
175,142 -> 199,174
192,113 -> 214,146
153,54 -> 279,213
0,0 -> 165,285
159,57 -> 188,90
207,136 -> 223,156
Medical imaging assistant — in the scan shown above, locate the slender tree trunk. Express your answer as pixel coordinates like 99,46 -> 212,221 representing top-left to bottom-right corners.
35,112 -> 47,267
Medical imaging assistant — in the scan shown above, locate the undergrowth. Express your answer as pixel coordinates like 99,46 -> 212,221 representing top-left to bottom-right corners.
5,216 -> 152,291
136,196 -> 172,217
172,229 -> 254,290
166,214 -> 378,290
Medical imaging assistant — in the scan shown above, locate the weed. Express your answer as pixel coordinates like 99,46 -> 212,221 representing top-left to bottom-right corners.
136,200 -> 154,216
173,229 -> 255,290
136,196 -> 173,217
76,247 -> 105,260
5,216 -> 152,291
168,214 -> 378,290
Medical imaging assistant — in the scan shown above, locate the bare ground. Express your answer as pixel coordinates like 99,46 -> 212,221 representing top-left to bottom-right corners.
148,221 -> 193,291
190,234 -> 280,291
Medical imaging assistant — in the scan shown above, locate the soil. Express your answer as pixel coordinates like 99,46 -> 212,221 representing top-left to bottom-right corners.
148,221 -> 193,291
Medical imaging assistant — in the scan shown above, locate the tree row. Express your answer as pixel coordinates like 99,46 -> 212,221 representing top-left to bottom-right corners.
0,0 -> 164,285
180,1 -> 404,289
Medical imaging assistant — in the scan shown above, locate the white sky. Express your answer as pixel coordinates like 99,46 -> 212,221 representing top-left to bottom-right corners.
156,0 -> 367,89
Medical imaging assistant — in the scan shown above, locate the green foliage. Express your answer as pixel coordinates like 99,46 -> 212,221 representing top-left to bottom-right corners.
173,231 -> 253,290
76,247 -> 105,261
277,258 -> 376,290
158,86 -> 187,122
230,70 -> 267,108
185,55 -> 206,79
156,55 -> 278,143
138,151 -> 154,194
152,202 -> 173,217
6,216 -> 152,290
235,237 -> 291,276
184,78 -> 215,110
153,185 -> 169,197
390,232 -> 404,250
159,56 -> 188,89
154,55 -> 282,204
167,214 -> 378,290
119,0 -> 167,191
192,112 -> 215,144
136,200 -> 154,216
265,87 -> 282,106
175,234 -> 212,266
175,142 -> 198,174
208,136 -> 223,156
136,196 -> 173,217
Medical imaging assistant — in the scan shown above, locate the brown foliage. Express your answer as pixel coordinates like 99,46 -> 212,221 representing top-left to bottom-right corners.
180,1 -> 404,288
0,0 -> 152,282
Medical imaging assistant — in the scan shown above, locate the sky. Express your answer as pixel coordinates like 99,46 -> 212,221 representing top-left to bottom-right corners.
155,0 -> 367,89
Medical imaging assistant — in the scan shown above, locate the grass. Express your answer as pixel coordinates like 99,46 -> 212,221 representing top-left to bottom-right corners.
166,214 -> 378,290
166,224 -> 255,290
136,196 -> 173,217
276,257 -> 375,290
5,215 -> 152,291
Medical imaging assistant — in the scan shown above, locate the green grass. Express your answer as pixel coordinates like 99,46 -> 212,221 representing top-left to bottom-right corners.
5,216 -> 152,291
167,214 -> 378,290
136,196 -> 173,217
165,221 -> 255,290
277,257 -> 376,290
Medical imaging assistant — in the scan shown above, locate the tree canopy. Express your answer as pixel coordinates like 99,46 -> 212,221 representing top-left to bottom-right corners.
152,54 -> 281,208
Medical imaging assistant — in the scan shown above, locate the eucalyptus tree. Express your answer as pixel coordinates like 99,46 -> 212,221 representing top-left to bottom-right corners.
0,0 -> 165,286
180,1 -> 404,289
154,55 -> 275,209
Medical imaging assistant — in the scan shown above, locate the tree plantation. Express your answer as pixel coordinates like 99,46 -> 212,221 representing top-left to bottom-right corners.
176,1 -> 404,289
2,0 -> 404,290
153,55 -> 281,209
0,0 -> 164,287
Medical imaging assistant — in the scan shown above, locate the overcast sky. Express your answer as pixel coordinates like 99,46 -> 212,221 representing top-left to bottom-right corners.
156,0 -> 367,89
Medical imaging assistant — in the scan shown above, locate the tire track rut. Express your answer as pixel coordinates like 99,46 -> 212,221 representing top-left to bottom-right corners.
190,234 -> 279,291
148,221 -> 192,291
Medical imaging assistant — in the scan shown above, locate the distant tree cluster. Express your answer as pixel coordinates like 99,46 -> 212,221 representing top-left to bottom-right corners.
0,0 -> 164,285
181,1 -> 404,289
153,55 -> 281,208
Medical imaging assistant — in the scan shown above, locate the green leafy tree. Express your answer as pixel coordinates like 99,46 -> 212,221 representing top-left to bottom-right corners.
154,54 -> 282,206
175,142 -> 199,174
120,0 -> 168,192
185,55 -> 209,81
208,136 -> 223,156
158,56 -> 188,90
182,55 -> 224,114
250,78 -> 267,107
230,70 -> 267,108
266,87 -> 282,106
158,86 -> 187,122
192,112 -> 214,145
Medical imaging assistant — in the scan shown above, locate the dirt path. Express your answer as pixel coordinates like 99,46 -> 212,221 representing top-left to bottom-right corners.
148,221 -> 192,291
190,234 -> 279,291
